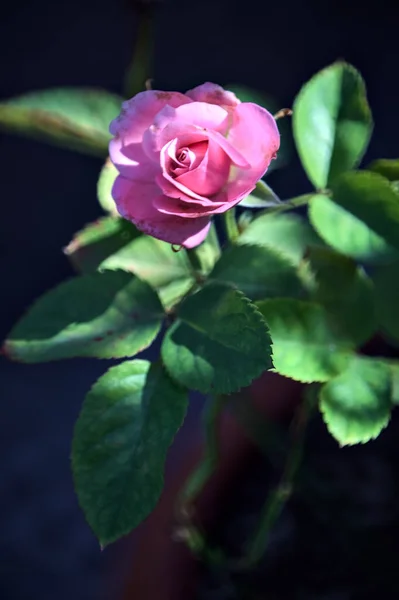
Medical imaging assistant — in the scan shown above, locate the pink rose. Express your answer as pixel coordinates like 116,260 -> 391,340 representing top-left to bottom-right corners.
109,83 -> 280,248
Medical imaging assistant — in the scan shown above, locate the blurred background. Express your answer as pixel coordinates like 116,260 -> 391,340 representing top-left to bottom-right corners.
1,0 -> 399,598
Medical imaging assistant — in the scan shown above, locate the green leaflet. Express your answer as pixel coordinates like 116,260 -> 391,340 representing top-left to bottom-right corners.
293,62 -> 372,188
0,88 -> 122,156
320,357 -> 392,445
162,283 -> 272,394
72,360 -> 188,546
4,271 -> 164,362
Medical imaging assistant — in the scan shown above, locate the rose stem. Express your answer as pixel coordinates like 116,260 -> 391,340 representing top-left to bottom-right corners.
175,395 -> 226,563
241,386 -> 316,568
223,208 -> 240,243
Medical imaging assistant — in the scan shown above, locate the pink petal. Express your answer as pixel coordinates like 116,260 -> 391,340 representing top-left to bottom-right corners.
193,103 -> 279,211
142,102 -> 230,161
186,83 -> 241,108
112,176 -> 211,248
175,138 -> 231,196
153,194 -> 226,218
143,123 -> 208,163
173,102 -> 229,131
201,129 -> 251,169
109,136 -> 159,181
226,102 -> 280,171
159,143 -> 211,202
165,139 -> 208,176
155,173 -> 226,208
144,122 -> 250,169
109,91 -> 192,181
109,90 -> 191,141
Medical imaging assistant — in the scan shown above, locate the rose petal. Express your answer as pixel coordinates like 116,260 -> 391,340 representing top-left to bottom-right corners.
192,103 -> 279,211
143,123 -> 208,162
166,139 -> 208,175
186,83 -> 240,108
109,136 -> 159,181
176,138 -> 231,196
226,102 -> 280,171
142,102 -> 230,161
112,176 -> 211,248
160,143 -> 211,202
144,122 -> 250,169
155,173 -> 227,208
109,91 -> 192,181
153,194 -> 226,218
173,101 -> 229,130
109,90 -> 191,141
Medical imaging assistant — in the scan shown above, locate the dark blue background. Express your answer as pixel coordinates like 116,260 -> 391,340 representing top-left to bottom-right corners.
1,0 -> 399,598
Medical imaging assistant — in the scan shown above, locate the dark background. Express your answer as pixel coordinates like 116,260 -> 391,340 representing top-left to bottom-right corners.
1,0 -> 399,598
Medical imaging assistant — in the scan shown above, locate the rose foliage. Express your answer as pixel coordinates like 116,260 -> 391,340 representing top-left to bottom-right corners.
3,62 -> 399,549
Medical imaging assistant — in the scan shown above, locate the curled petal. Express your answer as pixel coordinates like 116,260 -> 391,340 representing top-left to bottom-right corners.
165,138 -> 207,176
109,90 -> 191,141
186,82 -> 241,108
142,102 -> 230,160
143,123 -> 208,162
203,129 -> 251,169
159,144 -> 211,202
112,176 -> 211,248
144,121 -> 250,170
153,195 -> 226,218
176,138 -> 230,196
155,173 -> 227,208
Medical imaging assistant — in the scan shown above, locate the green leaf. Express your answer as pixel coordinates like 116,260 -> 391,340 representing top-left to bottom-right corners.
162,283 -> 272,394
305,246 -> 377,345
72,359 -> 188,546
320,356 -> 392,445
0,88 -> 122,156
330,170 -> 399,251
371,259 -> 399,341
257,299 -> 353,383
3,271 -> 164,362
64,217 -> 140,274
226,85 -> 291,173
238,211 -> 324,266
97,158 -> 119,214
99,235 -> 195,309
293,62 -> 372,188
239,180 -> 281,209
209,244 -> 305,300
309,193 -> 397,263
368,158 -> 399,181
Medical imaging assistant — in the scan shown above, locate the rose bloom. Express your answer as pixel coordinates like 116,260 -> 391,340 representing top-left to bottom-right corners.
109,83 -> 280,248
